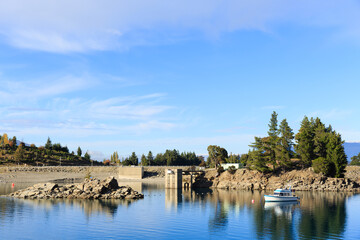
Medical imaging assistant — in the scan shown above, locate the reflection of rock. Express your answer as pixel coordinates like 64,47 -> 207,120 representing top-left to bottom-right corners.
8,177 -> 144,200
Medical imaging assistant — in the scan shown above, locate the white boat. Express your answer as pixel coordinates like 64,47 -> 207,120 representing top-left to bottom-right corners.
264,188 -> 300,202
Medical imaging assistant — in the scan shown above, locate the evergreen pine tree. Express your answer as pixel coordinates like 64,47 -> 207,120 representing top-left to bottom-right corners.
266,111 -> 279,170
313,118 -> 328,159
278,118 -> 294,169
147,151 -> 154,166
295,116 -> 315,167
11,136 -> 17,149
84,151 -> 91,161
77,146 -> 82,157
326,132 -> 347,178
141,154 -> 148,166
45,137 -> 52,149
249,137 -> 269,172
350,153 -> 360,166
129,152 -> 138,166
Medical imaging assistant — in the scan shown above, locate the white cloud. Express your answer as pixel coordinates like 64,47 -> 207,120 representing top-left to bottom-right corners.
0,0 -> 359,53
0,91 -> 178,139
86,150 -> 106,161
0,74 -> 94,103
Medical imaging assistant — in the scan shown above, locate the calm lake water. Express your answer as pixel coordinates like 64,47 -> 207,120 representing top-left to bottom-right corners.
1,182 -> 360,240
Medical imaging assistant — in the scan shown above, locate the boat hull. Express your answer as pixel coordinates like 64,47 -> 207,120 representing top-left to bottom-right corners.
264,195 -> 299,202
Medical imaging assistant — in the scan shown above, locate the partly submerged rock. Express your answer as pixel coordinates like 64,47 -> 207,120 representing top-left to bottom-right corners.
8,177 -> 144,200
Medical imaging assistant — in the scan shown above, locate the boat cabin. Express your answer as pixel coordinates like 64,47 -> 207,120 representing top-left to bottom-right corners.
273,189 -> 292,196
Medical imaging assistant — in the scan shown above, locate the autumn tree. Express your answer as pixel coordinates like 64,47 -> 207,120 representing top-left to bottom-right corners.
110,151 -> 120,164
14,144 -> 25,164
0,133 -> 9,147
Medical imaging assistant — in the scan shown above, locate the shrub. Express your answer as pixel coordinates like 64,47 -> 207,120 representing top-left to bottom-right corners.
84,169 -> 92,179
216,166 -> 224,176
227,165 -> 236,174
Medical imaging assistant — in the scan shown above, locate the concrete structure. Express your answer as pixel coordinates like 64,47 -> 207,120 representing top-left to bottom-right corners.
118,166 -> 144,179
182,170 -> 204,189
221,163 -> 243,170
165,169 -> 182,188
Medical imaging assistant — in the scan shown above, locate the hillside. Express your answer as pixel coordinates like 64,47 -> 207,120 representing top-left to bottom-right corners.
0,144 -> 100,166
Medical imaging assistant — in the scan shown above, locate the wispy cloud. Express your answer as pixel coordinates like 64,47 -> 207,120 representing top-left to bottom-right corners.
0,74 -> 94,103
0,1 -> 360,53
0,92 -> 178,138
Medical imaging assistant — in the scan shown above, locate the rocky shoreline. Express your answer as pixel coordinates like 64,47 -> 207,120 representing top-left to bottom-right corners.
7,177 -> 144,200
194,166 -> 360,192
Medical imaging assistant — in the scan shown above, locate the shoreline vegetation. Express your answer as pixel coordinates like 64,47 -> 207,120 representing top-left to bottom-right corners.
1,111 -> 360,192
1,165 -> 360,192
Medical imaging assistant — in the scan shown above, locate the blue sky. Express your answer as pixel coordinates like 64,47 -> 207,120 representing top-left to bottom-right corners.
1,1 -> 360,160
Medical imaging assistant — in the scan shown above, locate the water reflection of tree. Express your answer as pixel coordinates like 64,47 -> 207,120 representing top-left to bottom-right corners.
204,189 -> 263,233
298,192 -> 347,239
208,201 -> 228,231
254,202 -> 298,240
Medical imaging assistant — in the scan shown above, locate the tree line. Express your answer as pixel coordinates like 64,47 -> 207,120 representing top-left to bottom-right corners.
244,111 -> 347,178
0,111 -> 352,178
106,149 -> 203,166
0,134 -> 93,165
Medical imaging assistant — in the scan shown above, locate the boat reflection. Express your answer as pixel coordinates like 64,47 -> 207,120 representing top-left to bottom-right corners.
264,201 -> 299,219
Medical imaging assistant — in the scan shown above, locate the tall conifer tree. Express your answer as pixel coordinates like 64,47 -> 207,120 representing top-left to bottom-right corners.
295,116 -> 315,167
326,132 -> 347,178
267,111 -> 279,170
249,137 -> 269,172
278,118 -> 294,169
147,151 -> 154,166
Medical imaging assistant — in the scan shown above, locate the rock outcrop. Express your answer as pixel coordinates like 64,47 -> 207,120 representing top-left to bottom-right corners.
8,177 -> 144,200
195,168 -> 360,192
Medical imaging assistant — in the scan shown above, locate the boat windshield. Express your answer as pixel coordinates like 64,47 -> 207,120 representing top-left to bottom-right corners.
273,191 -> 292,196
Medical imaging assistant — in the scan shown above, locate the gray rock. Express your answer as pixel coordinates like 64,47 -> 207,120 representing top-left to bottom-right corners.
8,177 -> 144,200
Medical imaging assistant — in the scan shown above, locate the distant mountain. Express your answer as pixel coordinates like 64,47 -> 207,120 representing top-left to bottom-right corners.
344,142 -> 360,162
